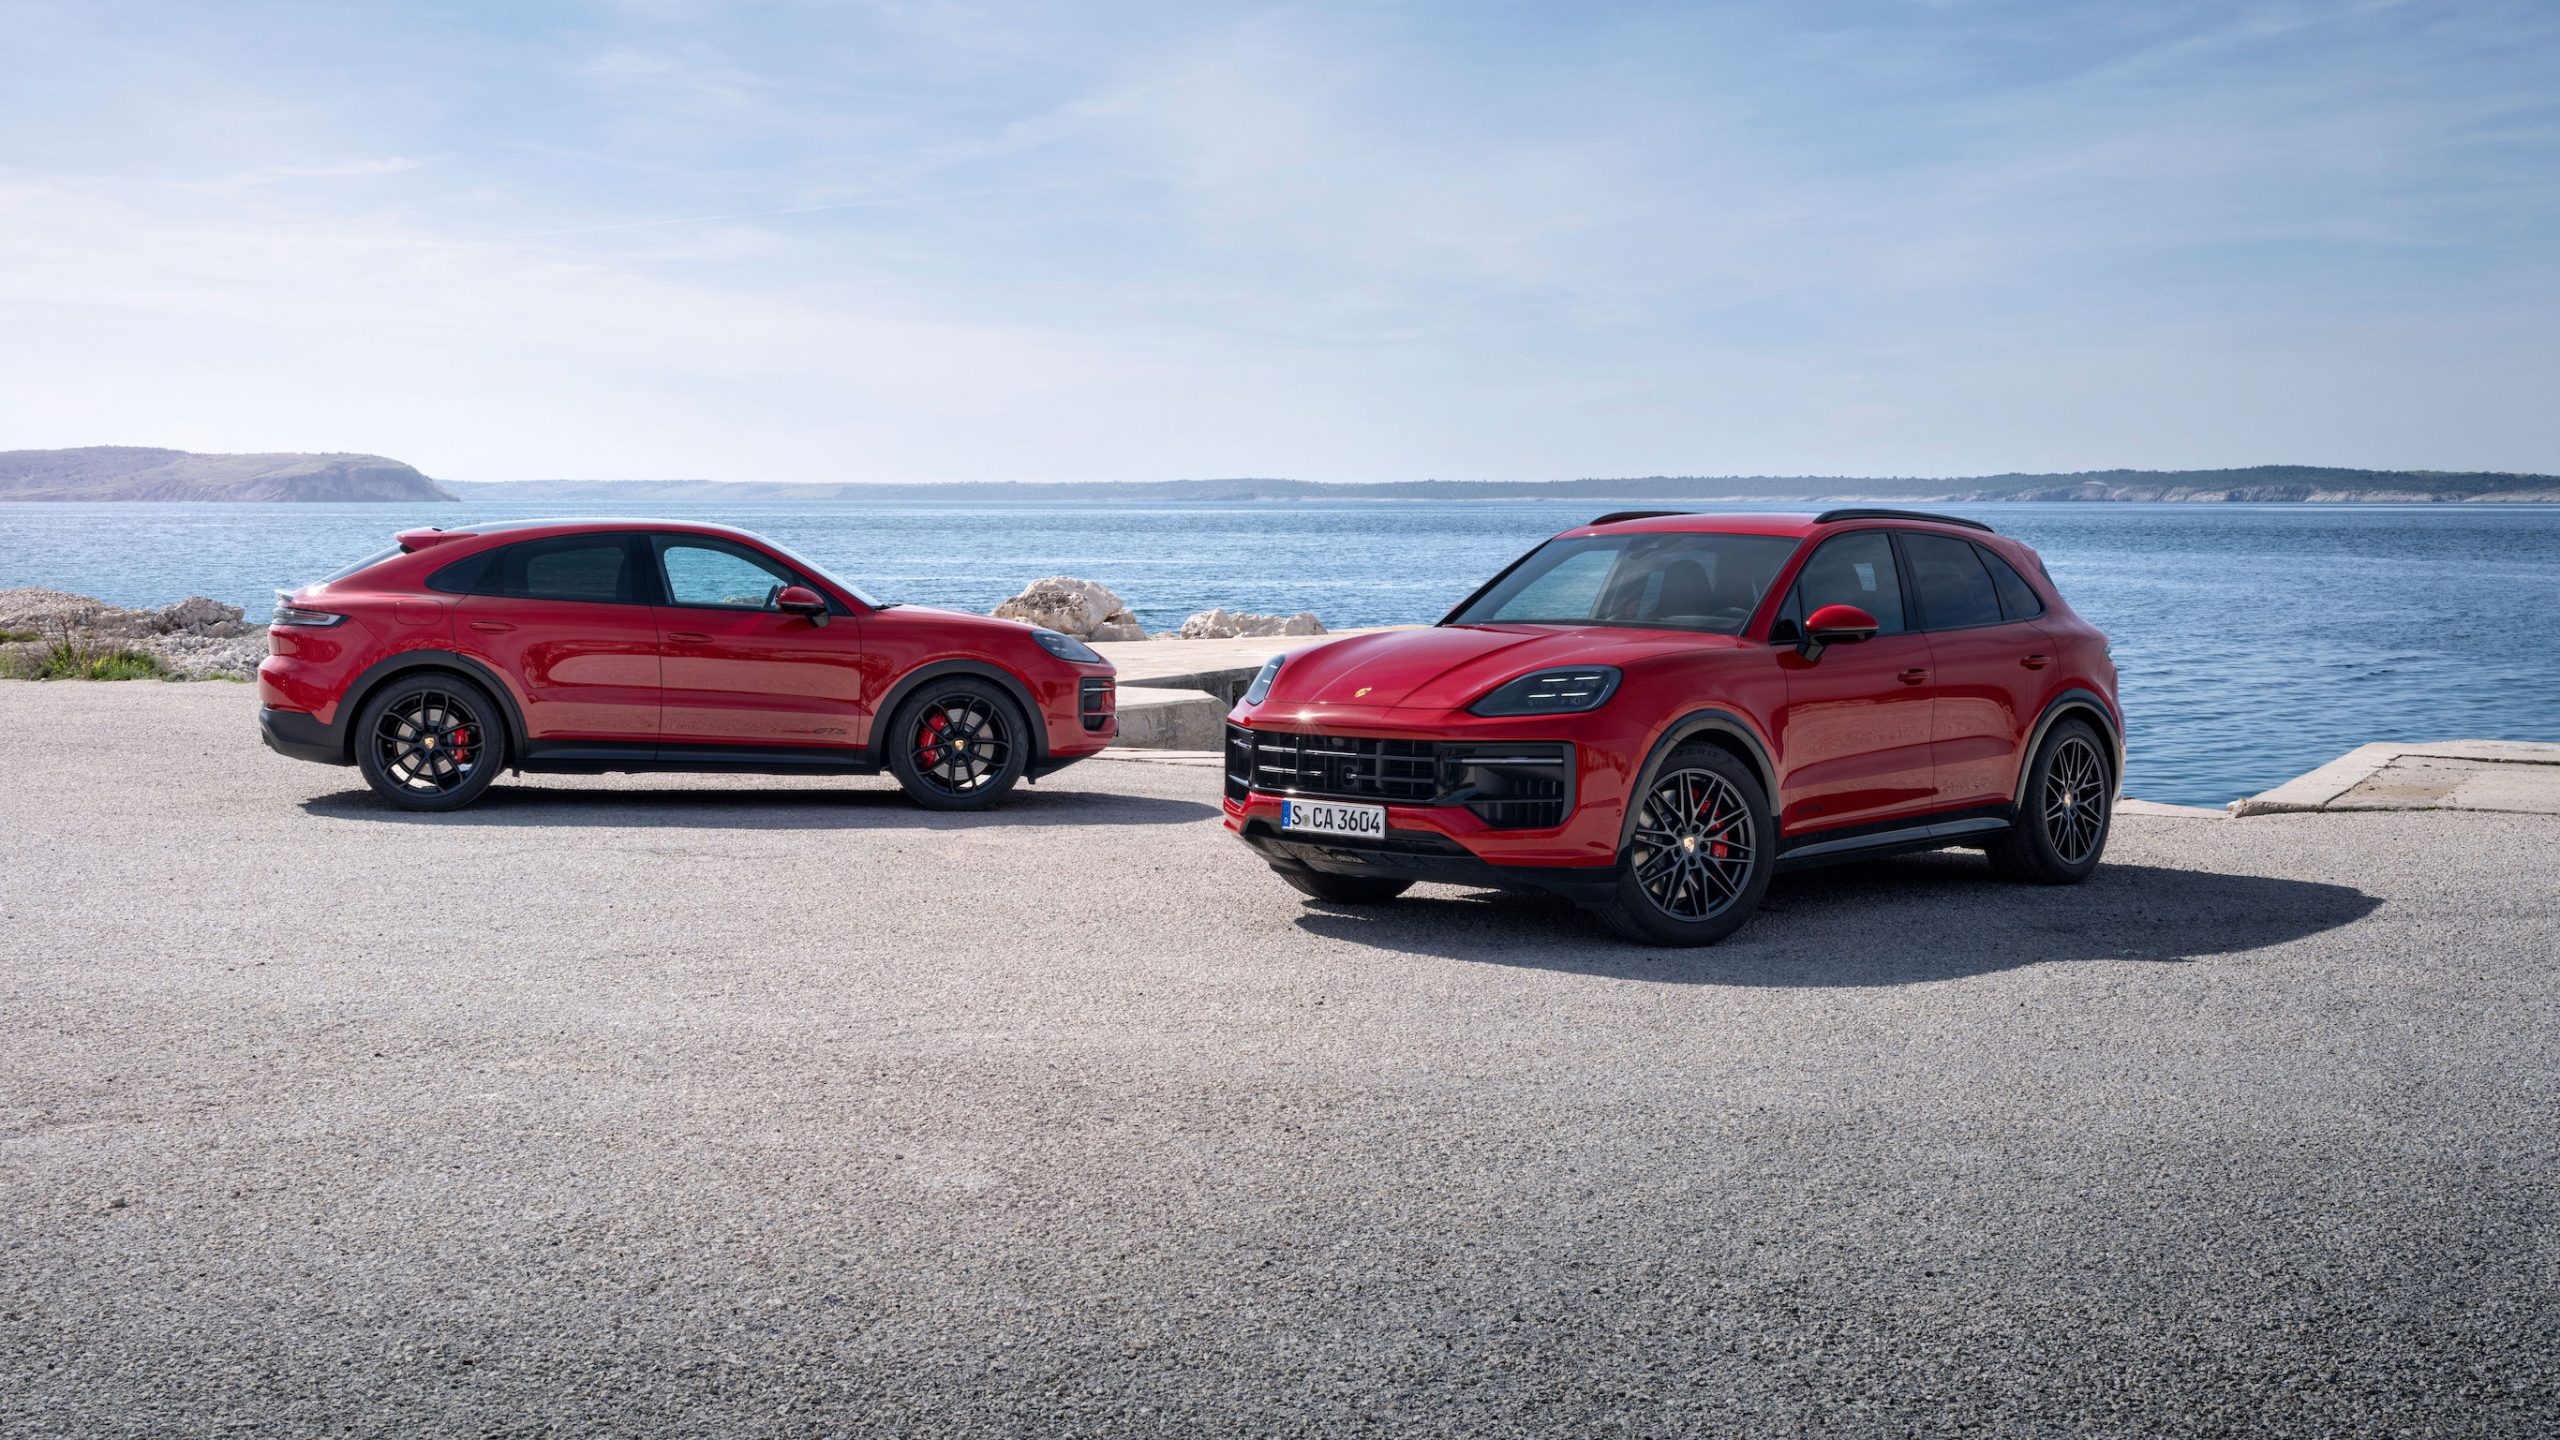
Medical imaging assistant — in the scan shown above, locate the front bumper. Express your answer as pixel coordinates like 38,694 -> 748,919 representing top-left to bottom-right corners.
258,706 -> 343,766
1222,712 -> 1637,889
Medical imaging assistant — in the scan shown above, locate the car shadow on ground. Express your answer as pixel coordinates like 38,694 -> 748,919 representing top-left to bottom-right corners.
1289,851 -> 2384,985
300,782 -> 1219,830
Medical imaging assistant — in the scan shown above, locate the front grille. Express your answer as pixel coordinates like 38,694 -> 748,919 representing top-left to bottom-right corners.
1233,726 -> 1440,802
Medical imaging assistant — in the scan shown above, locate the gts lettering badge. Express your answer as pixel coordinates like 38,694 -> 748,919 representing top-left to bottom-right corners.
1354,687 -> 1372,698
794,726 -> 850,736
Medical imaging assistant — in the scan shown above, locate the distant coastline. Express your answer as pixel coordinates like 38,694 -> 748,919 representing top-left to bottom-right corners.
4,447 -> 2554,502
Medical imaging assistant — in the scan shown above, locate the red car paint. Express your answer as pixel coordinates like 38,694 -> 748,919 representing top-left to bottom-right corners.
1224,510 -> 2119,897
256,518 -> 1115,786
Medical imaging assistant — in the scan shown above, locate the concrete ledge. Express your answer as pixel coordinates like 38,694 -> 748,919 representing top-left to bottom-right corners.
2232,740 -> 2560,817
1094,627 -> 1413,704
1110,687 -> 1229,751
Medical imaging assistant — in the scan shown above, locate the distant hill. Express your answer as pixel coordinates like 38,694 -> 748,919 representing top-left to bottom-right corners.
0,447 -> 455,502
446,465 -> 2559,504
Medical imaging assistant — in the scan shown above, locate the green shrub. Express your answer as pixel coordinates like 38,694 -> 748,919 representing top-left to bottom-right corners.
1,628 -> 171,681
0,628 -> 37,644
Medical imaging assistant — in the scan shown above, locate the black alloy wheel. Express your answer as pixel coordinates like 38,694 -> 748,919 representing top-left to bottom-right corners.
887,680 -> 1030,811
1596,743 -> 1773,946
354,674 -> 507,812
1987,717 -> 2111,884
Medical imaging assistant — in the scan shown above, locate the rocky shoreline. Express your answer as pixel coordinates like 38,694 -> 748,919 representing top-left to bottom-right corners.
0,589 -> 266,680
0,578 -> 1328,682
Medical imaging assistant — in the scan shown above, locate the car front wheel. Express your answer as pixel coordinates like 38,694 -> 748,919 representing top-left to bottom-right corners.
1595,744 -> 1772,946
886,680 -> 1030,811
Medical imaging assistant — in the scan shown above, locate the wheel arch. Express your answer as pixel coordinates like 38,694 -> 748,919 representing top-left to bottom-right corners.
333,650 -> 530,766
2013,688 -> 2123,806
866,659 -> 1051,767
1616,708 -> 1780,853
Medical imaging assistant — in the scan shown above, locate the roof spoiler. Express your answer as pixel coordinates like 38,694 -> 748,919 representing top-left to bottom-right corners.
1813,507 -> 1994,533
394,526 -> 459,553
1586,510 -> 1693,527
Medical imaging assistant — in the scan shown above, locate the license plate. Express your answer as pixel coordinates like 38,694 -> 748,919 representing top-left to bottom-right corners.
1280,798 -> 1388,840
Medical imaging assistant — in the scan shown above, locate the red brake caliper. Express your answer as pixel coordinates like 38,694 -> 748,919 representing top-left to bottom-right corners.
919,711 -> 949,767
450,726 -> 472,765
1701,792 -> 1728,860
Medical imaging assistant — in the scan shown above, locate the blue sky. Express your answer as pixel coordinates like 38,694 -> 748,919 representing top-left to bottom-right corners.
1,0 -> 2553,482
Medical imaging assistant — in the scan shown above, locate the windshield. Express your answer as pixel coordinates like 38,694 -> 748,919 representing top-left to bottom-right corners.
1447,531 -> 1802,634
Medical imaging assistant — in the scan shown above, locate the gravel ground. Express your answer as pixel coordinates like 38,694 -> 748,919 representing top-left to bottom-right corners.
3,682 -> 2554,1438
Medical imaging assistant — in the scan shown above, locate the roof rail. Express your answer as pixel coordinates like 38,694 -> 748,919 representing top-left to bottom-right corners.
1587,510 -> 1693,527
1813,507 -> 1994,533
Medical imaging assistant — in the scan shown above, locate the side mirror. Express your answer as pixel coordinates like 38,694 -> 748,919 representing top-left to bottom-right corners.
1798,603 -> 1878,661
776,585 -> 829,627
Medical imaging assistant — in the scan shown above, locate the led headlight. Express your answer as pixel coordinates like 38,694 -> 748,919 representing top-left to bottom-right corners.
1467,666 -> 1620,717
1242,653 -> 1285,705
1030,628 -> 1103,663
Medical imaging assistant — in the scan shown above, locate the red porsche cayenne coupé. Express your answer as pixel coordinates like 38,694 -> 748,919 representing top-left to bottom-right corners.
257,520 -> 1117,811
1225,509 -> 2121,945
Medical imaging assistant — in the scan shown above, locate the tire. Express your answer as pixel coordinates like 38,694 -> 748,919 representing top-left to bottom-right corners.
1273,866 -> 1413,905
1594,743 -> 1773,947
886,678 -> 1031,811
353,672 -> 507,812
1986,718 -> 2112,884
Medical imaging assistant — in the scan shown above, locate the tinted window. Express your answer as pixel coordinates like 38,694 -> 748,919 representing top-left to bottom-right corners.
1902,532 -> 2003,630
1449,531 -> 1801,634
1789,531 -> 1906,635
471,536 -> 643,604
661,540 -> 797,609
1976,544 -> 2045,621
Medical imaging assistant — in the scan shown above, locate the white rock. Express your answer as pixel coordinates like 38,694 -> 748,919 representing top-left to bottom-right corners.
153,595 -> 250,636
1177,608 -> 1326,640
991,576 -> 1146,640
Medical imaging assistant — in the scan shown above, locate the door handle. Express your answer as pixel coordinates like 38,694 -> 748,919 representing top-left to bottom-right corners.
1898,667 -> 1929,685
2021,653 -> 2051,670
667,632 -> 712,644
468,620 -> 515,633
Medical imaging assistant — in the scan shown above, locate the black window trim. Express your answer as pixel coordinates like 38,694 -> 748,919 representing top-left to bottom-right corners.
648,533 -> 856,616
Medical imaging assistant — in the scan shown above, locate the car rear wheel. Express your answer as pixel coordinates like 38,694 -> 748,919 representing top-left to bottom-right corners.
1595,744 -> 1772,946
354,674 -> 506,812
886,679 -> 1029,811
1272,866 -> 1414,905
1987,718 -> 2111,884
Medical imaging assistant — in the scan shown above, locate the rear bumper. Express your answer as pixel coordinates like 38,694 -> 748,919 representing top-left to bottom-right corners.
259,706 -> 344,766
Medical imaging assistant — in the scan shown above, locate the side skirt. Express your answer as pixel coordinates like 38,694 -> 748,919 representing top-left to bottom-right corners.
1773,806 -> 2012,872
519,740 -> 881,777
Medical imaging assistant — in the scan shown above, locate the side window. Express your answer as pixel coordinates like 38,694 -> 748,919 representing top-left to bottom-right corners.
474,536 -> 643,604
1902,533 -> 2003,630
659,540 -> 798,610
1789,531 -> 1906,635
1976,544 -> 2045,621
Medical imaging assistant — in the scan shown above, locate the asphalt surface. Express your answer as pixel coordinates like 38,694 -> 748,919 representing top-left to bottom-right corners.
4,682 -> 2554,1438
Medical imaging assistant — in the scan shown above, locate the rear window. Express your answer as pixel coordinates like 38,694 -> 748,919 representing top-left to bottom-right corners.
1448,531 -> 1800,634
322,547 -> 399,584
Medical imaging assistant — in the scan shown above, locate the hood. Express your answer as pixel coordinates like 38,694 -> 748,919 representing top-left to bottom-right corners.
1263,624 -> 1740,711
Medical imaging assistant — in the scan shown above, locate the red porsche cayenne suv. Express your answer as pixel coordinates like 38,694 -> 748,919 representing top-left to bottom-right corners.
257,519 -> 1117,811
1224,509 -> 2121,945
